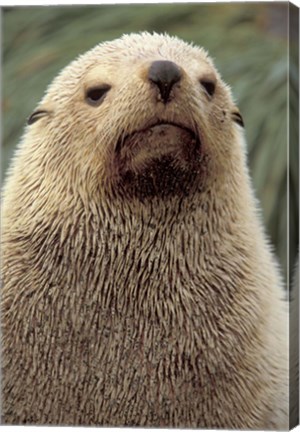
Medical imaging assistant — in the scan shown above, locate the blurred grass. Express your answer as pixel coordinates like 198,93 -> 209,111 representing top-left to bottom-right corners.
2,3 -> 298,280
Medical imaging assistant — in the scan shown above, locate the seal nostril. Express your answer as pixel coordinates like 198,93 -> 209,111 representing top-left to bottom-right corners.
148,60 -> 182,104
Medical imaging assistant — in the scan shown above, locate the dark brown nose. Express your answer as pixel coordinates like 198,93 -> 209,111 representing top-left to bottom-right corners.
148,60 -> 182,104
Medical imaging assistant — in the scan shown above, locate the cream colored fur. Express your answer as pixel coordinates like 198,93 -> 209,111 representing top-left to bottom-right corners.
1,33 -> 288,428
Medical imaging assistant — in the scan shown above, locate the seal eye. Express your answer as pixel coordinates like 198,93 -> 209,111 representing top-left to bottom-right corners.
85,85 -> 111,106
200,79 -> 216,97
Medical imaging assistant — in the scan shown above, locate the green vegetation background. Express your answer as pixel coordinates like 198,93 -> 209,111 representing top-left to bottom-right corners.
2,3 -> 299,281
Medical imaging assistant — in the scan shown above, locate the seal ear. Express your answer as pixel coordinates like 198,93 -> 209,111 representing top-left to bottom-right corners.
27,109 -> 49,125
232,109 -> 244,128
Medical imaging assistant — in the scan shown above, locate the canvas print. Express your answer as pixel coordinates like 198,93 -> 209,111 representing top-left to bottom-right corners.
1,3 -> 299,429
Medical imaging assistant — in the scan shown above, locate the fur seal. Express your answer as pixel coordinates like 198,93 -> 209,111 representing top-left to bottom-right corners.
1,32 -> 288,428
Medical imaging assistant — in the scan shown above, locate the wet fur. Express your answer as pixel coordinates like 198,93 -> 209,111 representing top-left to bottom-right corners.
1,33 -> 288,428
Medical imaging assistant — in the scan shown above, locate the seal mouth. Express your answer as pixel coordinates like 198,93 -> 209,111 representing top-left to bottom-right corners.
112,121 -> 204,199
115,121 -> 200,154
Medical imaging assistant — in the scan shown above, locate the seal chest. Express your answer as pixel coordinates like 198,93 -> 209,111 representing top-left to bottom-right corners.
1,32 -> 288,428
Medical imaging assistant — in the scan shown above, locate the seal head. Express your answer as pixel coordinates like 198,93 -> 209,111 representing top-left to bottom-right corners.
26,32 -> 244,204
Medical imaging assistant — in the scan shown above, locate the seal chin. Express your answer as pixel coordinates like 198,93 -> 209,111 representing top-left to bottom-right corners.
113,122 -> 202,200
114,122 -> 201,178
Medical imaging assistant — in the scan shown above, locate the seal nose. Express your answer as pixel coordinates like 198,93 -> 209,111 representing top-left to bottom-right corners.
148,60 -> 182,104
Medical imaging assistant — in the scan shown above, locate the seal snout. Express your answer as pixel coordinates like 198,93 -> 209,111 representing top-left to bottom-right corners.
148,60 -> 182,104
